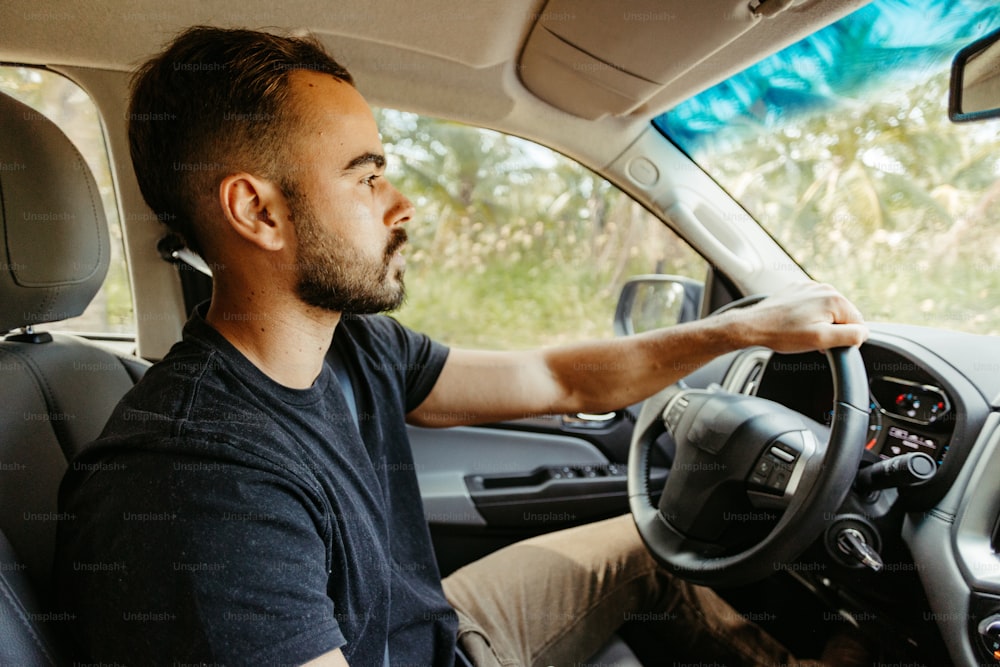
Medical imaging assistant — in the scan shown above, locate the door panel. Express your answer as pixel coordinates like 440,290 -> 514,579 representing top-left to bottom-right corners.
411,424 -> 612,528
410,422 -> 670,574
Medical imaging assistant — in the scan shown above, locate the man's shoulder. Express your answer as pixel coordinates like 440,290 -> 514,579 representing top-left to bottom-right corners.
336,313 -> 444,366
89,340 -> 292,465
110,340 -> 231,430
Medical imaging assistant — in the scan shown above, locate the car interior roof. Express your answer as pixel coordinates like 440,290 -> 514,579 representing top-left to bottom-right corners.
3,0 -> 870,167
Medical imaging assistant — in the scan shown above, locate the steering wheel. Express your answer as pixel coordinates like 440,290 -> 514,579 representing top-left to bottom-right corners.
627,323 -> 869,586
711,293 -> 769,315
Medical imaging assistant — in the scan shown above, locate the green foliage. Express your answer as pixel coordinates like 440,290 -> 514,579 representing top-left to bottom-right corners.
694,73 -> 1000,335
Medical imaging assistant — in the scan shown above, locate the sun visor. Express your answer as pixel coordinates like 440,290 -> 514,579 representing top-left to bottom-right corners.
519,0 -> 759,119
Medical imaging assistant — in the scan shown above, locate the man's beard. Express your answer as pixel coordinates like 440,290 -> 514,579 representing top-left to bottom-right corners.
288,188 -> 408,315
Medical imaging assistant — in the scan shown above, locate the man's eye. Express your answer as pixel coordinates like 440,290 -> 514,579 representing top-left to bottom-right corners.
362,175 -> 380,188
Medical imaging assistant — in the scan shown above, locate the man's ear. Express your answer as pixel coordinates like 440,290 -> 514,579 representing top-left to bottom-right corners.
218,173 -> 292,252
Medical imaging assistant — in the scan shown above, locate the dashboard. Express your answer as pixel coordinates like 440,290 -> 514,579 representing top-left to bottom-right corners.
714,324 -> 1000,665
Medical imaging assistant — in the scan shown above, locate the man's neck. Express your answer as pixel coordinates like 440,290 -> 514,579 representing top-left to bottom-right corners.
205,287 -> 340,390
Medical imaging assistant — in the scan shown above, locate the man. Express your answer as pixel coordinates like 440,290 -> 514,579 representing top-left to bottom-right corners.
55,27 -> 869,667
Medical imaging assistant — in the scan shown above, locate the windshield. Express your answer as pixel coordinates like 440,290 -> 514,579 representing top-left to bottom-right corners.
655,0 -> 1000,335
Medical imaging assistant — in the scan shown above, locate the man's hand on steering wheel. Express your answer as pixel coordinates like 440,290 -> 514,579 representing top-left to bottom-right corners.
714,282 -> 869,354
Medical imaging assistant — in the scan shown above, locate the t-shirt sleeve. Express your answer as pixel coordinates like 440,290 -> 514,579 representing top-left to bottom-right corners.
399,323 -> 449,413
354,315 -> 450,413
56,450 -> 344,666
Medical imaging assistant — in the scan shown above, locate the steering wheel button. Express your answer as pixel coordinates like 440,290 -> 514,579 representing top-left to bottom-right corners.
767,469 -> 790,492
769,446 -> 795,463
754,458 -> 773,476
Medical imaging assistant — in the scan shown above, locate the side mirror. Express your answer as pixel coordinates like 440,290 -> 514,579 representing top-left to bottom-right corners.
614,275 -> 704,336
949,25 -> 1000,123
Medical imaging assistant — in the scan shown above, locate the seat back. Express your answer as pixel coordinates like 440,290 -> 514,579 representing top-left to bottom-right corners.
0,90 -> 148,664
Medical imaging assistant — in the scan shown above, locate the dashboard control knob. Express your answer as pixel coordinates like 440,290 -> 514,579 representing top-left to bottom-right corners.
836,527 -> 884,572
855,452 -> 936,492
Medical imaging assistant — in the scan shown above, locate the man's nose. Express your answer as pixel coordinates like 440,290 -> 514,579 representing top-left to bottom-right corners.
386,184 -> 414,227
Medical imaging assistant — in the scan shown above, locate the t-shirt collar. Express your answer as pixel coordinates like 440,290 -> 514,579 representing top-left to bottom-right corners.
183,301 -> 334,406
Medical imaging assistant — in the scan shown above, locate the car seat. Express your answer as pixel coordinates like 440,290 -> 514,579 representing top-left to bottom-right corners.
0,89 -> 149,665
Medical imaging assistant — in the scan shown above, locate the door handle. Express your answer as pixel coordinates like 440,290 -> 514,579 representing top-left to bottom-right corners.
562,412 -> 617,429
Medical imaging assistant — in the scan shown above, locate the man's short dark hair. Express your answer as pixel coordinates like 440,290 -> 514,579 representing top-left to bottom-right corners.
128,26 -> 354,257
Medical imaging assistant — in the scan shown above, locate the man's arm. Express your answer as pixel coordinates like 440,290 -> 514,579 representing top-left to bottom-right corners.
302,649 -> 350,666
407,282 -> 867,427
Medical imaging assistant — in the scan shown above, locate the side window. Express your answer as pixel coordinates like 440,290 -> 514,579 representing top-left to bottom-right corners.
0,66 -> 134,336
377,110 -> 707,349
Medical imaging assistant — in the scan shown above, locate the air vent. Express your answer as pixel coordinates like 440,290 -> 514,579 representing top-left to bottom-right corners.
743,360 -> 765,395
723,348 -> 773,395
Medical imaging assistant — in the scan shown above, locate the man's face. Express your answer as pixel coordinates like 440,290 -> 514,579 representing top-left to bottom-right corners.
290,185 -> 408,314
280,71 -> 414,314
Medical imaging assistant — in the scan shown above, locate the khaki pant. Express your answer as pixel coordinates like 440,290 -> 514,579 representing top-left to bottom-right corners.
442,515 -> 828,667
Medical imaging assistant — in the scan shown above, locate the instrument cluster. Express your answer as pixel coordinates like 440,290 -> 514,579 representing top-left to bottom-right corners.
866,376 -> 953,466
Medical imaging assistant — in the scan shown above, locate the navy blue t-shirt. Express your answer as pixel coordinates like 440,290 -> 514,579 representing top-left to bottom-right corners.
54,306 -> 458,666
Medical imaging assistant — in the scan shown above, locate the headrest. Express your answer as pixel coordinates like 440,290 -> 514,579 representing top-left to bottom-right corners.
0,91 -> 110,334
